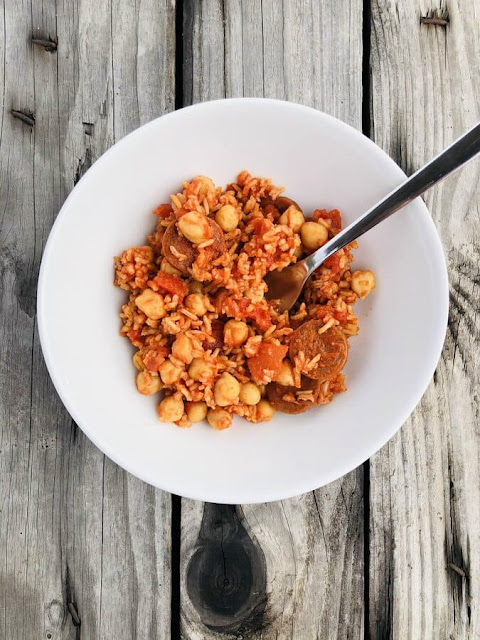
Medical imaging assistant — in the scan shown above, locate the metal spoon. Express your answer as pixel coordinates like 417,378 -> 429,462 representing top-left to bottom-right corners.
265,121 -> 480,311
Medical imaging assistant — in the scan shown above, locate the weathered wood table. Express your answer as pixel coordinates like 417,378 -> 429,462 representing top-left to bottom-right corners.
1,1 -> 479,638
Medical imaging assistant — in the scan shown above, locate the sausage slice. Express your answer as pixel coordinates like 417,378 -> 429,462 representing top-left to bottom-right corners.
267,377 -> 321,414
162,218 -> 226,275
288,320 -> 348,380
162,221 -> 196,274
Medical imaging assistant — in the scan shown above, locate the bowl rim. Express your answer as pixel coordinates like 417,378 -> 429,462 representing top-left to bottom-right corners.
37,97 -> 449,503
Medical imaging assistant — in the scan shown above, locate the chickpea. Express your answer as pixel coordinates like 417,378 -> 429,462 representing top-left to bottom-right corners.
214,372 -> 241,407
157,396 -> 184,422
135,288 -> 166,320
224,319 -> 249,348
351,270 -> 376,299
132,351 -> 145,371
161,258 -> 182,275
186,401 -> 208,423
172,334 -> 194,364
300,221 -> 329,251
215,204 -> 239,232
279,205 -> 305,232
256,399 -> 276,422
178,211 -> 211,244
275,360 -> 295,386
258,384 -> 267,398
207,408 -> 233,431
159,359 -> 183,385
239,382 -> 261,406
186,176 -> 217,208
136,371 -> 163,395
185,293 -> 208,316
188,357 -> 216,382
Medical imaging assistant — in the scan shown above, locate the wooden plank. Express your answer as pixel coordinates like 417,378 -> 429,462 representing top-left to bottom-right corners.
181,1 -> 365,638
92,3 -> 175,638
0,2 -> 39,638
369,1 -> 480,637
0,1 -> 175,638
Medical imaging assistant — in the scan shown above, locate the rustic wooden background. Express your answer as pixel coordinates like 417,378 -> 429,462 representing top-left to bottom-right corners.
1,0 -> 478,638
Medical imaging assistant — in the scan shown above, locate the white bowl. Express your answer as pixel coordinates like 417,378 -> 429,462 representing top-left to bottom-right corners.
38,99 -> 448,504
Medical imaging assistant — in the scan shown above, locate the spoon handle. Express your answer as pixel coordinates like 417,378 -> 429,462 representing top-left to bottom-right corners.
304,120 -> 480,274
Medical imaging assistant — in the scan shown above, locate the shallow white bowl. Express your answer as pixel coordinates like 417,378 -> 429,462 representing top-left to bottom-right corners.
38,99 -> 448,504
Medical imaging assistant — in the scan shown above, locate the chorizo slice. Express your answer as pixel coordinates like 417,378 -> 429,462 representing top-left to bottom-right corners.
267,377 -> 321,414
205,218 -> 227,259
288,320 -> 348,380
148,271 -> 188,302
162,218 -> 226,275
162,221 -> 196,274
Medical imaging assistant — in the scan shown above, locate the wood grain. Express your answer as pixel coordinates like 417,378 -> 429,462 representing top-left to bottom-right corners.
0,1 -> 175,638
369,0 -> 480,637
181,2 -> 365,638
3,0 -> 479,637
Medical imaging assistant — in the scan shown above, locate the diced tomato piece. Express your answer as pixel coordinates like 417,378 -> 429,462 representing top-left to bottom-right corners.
152,203 -> 173,217
248,342 -> 288,383
223,297 -> 272,331
143,346 -> 169,372
148,272 -> 188,301
324,252 -> 342,274
314,306 -> 347,325
314,208 -> 342,230
328,209 -> 342,229
249,305 -> 272,331
313,209 -> 328,221
263,204 -> 280,218
333,309 -> 348,324
236,298 -> 254,315
127,329 -> 143,347
249,218 -> 272,236
221,296 -> 239,318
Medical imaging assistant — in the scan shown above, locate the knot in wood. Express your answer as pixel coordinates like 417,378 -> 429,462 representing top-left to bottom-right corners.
186,504 -> 267,633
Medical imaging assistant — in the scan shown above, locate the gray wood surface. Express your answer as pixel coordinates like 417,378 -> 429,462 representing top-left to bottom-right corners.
368,2 -> 480,638
181,2 -> 365,638
1,0 -> 479,638
1,1 -> 174,638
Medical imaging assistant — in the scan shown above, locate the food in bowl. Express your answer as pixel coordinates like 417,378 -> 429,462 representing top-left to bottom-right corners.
113,172 -> 375,429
